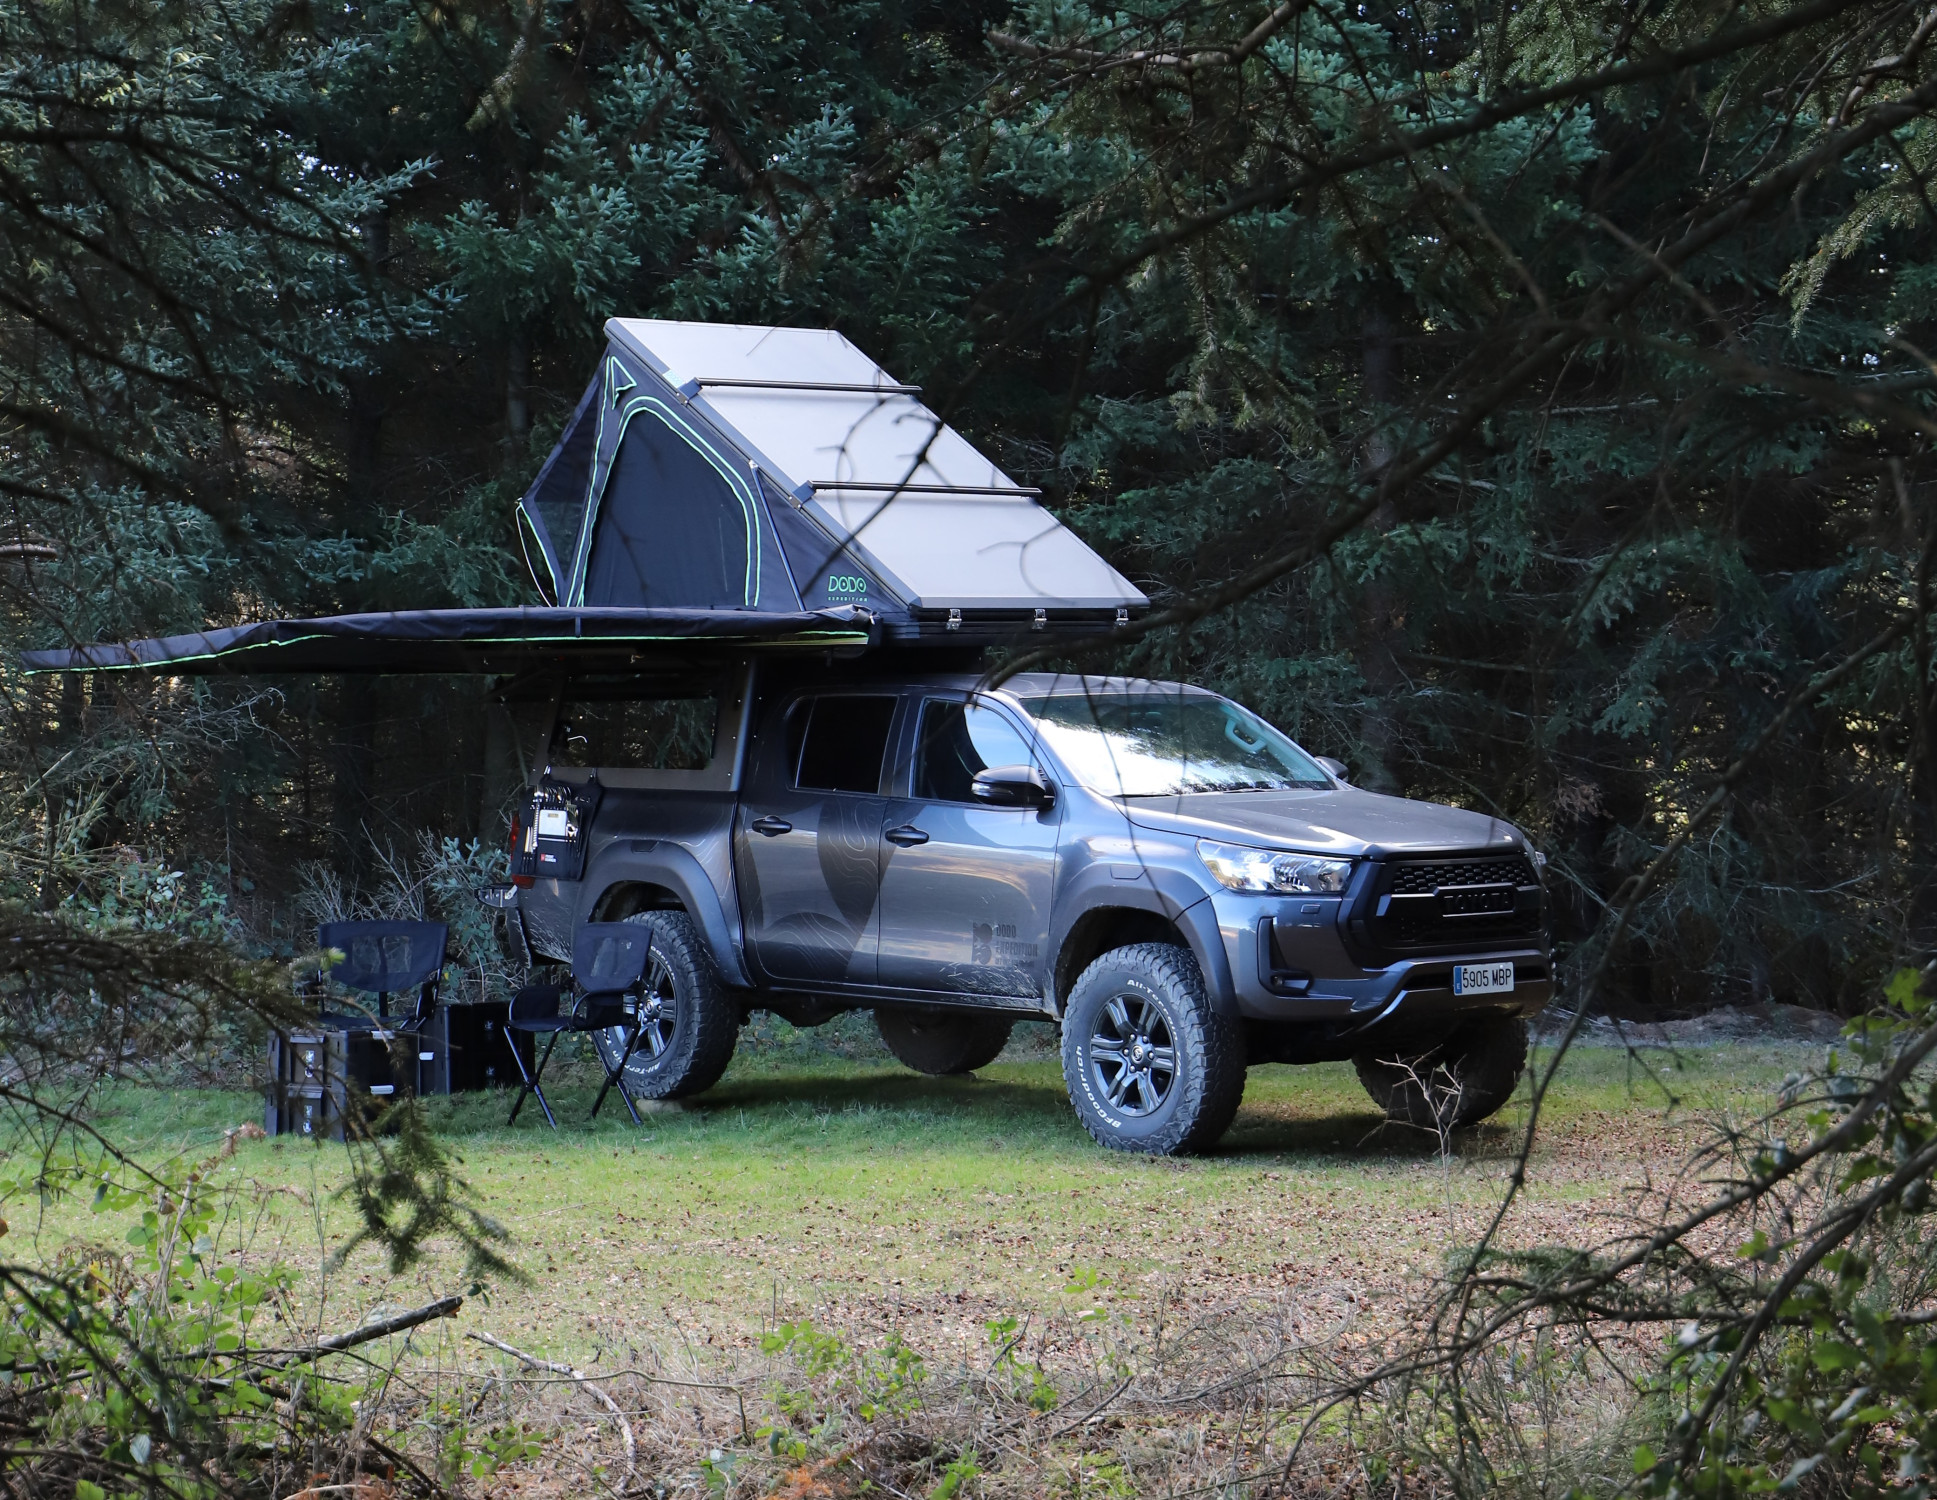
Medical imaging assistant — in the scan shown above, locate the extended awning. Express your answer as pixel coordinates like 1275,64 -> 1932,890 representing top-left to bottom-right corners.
20,605 -> 874,676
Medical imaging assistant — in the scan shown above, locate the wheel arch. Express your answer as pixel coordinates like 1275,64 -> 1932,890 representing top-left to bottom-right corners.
1052,896 -> 1236,1019
578,840 -> 753,987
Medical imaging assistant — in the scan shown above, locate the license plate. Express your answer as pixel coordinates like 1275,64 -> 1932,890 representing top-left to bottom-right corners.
1453,962 -> 1515,996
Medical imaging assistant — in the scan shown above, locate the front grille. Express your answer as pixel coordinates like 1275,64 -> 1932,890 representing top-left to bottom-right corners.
1386,856 -> 1534,894
1358,852 -> 1544,956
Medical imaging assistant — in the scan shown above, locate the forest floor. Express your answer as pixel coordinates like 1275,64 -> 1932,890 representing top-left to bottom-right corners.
15,1017 -> 1836,1496
30,1016 -> 1825,1359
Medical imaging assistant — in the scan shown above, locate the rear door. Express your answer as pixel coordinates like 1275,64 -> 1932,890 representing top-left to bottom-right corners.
735,692 -> 898,987
875,696 -> 1061,1000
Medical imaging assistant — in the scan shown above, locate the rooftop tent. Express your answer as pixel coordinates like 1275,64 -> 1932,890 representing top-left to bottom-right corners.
515,320 -> 1148,641
22,320 -> 1144,678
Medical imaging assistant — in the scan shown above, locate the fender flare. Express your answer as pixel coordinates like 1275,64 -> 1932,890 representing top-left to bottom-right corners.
577,839 -> 753,988
1049,869 -> 1237,1021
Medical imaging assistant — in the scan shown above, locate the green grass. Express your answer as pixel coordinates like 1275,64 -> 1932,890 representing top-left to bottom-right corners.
18,1025 -> 1822,1365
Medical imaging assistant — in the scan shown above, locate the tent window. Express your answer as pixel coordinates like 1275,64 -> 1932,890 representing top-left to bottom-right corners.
525,379 -> 599,591
583,408 -> 751,608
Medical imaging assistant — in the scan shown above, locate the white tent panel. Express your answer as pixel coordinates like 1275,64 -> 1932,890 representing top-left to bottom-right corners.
811,490 -> 1139,609
599,317 -> 1148,618
607,318 -> 1031,496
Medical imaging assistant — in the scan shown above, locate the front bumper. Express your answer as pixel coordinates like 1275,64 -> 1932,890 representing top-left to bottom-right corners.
1210,889 -> 1553,1024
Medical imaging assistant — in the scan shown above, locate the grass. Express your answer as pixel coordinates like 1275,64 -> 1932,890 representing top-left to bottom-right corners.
24,1018 -> 1817,1369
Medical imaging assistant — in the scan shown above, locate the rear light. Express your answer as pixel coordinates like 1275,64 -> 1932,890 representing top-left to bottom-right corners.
508,814 -> 535,888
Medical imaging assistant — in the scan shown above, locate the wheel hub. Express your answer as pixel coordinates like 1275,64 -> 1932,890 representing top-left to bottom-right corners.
1088,994 -> 1178,1119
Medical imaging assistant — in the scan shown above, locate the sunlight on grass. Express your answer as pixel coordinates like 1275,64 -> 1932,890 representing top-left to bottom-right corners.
27,1029 -> 1818,1362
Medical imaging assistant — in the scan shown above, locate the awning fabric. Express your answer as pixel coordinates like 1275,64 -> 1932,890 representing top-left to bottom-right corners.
517,319 -> 1148,641
21,606 -> 873,676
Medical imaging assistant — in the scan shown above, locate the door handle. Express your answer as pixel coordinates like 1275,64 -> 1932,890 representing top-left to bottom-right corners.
884,825 -> 929,847
750,816 -> 792,837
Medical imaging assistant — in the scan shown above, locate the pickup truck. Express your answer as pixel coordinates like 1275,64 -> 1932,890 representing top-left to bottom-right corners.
504,665 -> 1552,1154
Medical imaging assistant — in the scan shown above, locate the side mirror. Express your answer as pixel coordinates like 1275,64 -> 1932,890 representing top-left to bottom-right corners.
474,883 -> 520,910
972,764 -> 1058,808
1314,757 -> 1350,783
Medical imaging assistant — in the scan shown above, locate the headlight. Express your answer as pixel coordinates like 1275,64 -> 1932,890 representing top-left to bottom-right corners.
1197,840 -> 1352,894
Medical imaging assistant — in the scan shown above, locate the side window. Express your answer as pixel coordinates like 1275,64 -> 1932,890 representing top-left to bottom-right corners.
794,695 -> 897,794
914,700 -> 1038,803
551,693 -> 718,770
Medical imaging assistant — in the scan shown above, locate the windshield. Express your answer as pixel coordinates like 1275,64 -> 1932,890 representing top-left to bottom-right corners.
1013,691 -> 1333,797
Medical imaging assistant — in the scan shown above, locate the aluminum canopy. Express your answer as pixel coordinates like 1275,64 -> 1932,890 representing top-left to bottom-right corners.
20,606 -> 873,676
517,319 -> 1147,640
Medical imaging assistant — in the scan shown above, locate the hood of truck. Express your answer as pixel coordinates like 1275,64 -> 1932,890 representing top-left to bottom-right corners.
1120,787 -> 1526,857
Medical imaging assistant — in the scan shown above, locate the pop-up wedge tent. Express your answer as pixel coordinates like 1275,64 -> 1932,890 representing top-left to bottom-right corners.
22,319 -> 1146,677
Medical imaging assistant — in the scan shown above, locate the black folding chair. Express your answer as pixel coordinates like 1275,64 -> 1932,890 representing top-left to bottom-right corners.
317,921 -> 449,1026
504,922 -> 653,1130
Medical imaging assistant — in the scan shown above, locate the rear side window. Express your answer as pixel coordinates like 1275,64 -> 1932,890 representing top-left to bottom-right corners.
552,693 -> 718,770
794,695 -> 896,794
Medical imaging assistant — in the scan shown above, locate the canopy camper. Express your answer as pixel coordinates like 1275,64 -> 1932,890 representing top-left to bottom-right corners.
22,319 -> 1147,681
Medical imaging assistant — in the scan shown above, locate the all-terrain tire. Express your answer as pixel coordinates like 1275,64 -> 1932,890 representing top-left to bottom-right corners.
875,1009 -> 1014,1075
1354,1016 -> 1528,1131
589,911 -> 739,1100
1060,943 -> 1245,1156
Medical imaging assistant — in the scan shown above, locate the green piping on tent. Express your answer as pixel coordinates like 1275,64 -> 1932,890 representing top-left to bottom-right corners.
27,628 -> 871,675
568,382 -> 763,610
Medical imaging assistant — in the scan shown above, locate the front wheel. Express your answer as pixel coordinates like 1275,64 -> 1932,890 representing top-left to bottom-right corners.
589,911 -> 738,1099
1354,1016 -> 1528,1131
1060,943 -> 1245,1156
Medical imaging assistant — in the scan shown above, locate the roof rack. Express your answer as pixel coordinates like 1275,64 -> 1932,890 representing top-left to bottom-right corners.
802,481 -> 1043,497
679,377 -> 921,396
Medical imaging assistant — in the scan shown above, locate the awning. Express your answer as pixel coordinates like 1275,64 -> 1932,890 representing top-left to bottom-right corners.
21,605 -> 875,676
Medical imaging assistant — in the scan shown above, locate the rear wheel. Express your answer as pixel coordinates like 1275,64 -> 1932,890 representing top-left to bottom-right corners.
1060,943 -> 1245,1155
875,1008 -> 1013,1075
589,911 -> 738,1099
1354,1016 -> 1528,1130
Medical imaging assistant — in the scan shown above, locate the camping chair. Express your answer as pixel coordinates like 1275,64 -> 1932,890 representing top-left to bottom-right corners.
504,922 -> 653,1130
317,920 -> 449,1027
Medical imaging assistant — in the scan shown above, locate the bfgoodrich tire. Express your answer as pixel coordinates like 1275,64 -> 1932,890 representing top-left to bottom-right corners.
589,911 -> 739,1100
1354,1016 -> 1528,1130
1060,944 -> 1245,1155
876,1008 -> 1014,1075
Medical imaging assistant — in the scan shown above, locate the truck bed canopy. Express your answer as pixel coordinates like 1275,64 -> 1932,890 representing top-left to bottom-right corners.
518,320 -> 1147,642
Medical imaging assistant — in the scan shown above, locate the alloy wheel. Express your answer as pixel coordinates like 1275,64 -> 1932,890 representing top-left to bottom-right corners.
1087,994 -> 1178,1117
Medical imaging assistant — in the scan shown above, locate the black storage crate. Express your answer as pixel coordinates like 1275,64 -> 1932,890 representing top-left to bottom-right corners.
265,1021 -> 405,1139
416,1002 -> 531,1095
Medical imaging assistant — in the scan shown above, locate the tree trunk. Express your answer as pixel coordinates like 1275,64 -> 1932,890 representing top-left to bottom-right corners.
504,322 -> 530,465
1354,306 -> 1405,794
331,676 -> 377,891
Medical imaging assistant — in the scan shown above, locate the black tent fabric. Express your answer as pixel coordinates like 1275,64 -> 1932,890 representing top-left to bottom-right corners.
582,404 -> 777,609
20,606 -> 873,676
517,376 -> 600,604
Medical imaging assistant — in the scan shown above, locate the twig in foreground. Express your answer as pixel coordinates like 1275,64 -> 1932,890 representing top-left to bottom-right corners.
468,1329 -> 636,1489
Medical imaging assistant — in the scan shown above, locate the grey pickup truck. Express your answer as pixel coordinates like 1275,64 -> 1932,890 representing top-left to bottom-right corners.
503,664 -> 1552,1154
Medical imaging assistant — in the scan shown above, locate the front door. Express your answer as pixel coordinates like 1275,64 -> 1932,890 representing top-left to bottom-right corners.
736,692 -> 897,986
876,697 -> 1060,1000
